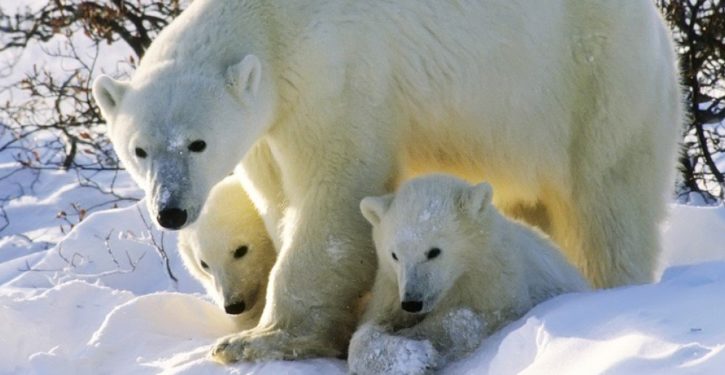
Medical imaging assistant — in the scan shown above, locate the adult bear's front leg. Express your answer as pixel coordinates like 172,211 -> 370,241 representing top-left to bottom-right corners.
211,132 -> 395,362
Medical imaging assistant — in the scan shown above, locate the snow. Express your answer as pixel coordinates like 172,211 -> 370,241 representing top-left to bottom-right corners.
659,204 -> 725,274
447,261 -> 725,374
2,151 -> 725,374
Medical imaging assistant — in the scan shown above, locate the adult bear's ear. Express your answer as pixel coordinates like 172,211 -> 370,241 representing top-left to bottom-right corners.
459,182 -> 493,218
225,54 -> 262,103
92,75 -> 129,121
360,194 -> 394,226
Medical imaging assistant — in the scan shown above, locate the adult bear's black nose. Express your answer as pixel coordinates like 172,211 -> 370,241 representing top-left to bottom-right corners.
157,208 -> 187,229
401,300 -> 423,313
225,301 -> 246,315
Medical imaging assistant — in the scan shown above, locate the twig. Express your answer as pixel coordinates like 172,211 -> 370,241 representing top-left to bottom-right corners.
135,204 -> 177,283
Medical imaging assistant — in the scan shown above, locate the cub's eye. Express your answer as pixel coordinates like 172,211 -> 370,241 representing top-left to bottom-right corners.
427,248 -> 441,260
200,260 -> 209,269
188,140 -> 206,152
233,245 -> 248,259
135,147 -> 147,158
392,252 -> 398,261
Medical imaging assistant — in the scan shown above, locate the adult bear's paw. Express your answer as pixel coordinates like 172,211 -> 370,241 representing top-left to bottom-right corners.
210,327 -> 340,363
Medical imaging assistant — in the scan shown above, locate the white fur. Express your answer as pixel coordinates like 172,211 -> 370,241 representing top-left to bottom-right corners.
349,175 -> 590,373
177,175 -> 276,330
93,0 -> 681,361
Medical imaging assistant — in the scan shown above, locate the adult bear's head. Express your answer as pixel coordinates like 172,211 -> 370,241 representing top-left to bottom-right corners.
93,55 -> 275,229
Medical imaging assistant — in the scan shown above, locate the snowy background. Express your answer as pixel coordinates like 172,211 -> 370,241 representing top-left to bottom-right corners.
2,3 -> 725,374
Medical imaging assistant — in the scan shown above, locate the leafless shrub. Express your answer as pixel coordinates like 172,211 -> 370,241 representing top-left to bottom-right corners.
658,0 -> 725,203
0,0 -> 183,241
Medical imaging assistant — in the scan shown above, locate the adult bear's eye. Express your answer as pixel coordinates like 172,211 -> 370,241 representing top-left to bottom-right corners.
135,147 -> 147,158
200,260 -> 209,269
392,252 -> 398,261
233,245 -> 248,259
427,248 -> 441,260
188,140 -> 206,152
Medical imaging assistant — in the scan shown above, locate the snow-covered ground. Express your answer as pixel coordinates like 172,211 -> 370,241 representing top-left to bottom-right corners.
2,145 -> 725,374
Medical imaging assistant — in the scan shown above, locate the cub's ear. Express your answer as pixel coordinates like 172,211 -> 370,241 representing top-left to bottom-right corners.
92,75 -> 129,120
459,182 -> 493,218
360,194 -> 394,226
225,54 -> 262,102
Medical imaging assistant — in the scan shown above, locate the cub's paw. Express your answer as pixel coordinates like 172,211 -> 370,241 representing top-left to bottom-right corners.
390,338 -> 439,375
349,325 -> 439,375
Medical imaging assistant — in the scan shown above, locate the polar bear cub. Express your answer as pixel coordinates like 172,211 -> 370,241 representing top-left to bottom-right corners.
349,174 -> 589,373
178,175 -> 276,329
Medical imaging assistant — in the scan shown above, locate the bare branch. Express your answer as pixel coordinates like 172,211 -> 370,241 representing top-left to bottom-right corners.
134,205 -> 178,283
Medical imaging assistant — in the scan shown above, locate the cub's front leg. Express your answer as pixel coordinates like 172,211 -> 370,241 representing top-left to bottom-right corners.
349,270 -> 439,374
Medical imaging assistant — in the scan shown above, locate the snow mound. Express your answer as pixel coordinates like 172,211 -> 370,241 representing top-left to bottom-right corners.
446,260 -> 725,374
2,189 -> 725,374
0,280 -> 133,374
659,204 -> 725,274
4,200 -> 201,295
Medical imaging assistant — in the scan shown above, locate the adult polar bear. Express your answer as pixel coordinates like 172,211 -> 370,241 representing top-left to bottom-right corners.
93,0 -> 681,362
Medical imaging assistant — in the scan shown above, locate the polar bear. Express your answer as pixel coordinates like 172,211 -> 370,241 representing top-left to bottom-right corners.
92,0 -> 681,361
349,175 -> 590,374
178,175 -> 276,330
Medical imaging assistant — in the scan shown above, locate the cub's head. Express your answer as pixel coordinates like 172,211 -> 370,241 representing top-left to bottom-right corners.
177,176 -> 276,324
92,55 -> 275,229
361,175 -> 494,315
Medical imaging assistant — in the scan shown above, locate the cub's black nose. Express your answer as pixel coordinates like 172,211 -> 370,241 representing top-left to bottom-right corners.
157,208 -> 187,229
225,301 -> 247,315
401,300 -> 423,313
